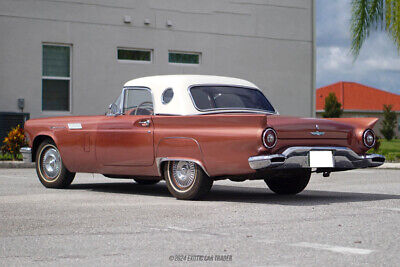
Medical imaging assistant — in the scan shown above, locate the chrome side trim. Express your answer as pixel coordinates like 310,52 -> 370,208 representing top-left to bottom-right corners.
67,123 -> 82,130
184,110 -> 276,115
156,157 -> 210,177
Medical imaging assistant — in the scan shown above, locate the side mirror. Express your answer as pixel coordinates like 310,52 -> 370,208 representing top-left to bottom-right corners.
107,103 -> 121,116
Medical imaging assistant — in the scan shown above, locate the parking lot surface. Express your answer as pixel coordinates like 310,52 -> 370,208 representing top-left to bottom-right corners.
1,168 -> 399,266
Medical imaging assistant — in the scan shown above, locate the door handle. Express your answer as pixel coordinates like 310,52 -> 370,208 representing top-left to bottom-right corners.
138,119 -> 150,127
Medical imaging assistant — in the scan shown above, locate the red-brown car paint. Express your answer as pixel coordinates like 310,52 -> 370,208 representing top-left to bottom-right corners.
24,114 -> 379,178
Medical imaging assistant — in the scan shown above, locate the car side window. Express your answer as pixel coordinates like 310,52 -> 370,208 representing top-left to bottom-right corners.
123,88 -> 153,115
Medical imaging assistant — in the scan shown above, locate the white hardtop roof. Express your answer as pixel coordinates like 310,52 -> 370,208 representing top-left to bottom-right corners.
124,75 -> 258,90
122,75 -> 262,115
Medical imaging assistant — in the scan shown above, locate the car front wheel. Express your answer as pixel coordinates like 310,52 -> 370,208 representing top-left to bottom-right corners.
36,140 -> 75,188
264,169 -> 311,195
164,161 -> 213,200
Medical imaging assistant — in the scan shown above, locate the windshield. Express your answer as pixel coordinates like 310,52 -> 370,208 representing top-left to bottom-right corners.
189,86 -> 275,113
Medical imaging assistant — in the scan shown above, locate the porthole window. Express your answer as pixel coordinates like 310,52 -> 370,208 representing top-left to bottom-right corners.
162,88 -> 174,104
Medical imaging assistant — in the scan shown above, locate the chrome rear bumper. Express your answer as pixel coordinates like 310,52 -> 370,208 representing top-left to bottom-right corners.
248,146 -> 385,170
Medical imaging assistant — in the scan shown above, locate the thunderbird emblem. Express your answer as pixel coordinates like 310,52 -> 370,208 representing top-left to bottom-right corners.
310,124 -> 325,136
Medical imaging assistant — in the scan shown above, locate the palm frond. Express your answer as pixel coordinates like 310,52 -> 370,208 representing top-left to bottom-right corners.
370,0 -> 385,28
385,0 -> 393,30
351,0 -> 400,58
391,0 -> 400,51
350,0 -> 371,58
385,0 -> 400,51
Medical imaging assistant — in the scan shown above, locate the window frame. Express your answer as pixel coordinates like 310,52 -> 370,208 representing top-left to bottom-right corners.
168,50 -> 201,65
122,86 -> 155,115
41,43 -> 72,113
117,47 -> 153,64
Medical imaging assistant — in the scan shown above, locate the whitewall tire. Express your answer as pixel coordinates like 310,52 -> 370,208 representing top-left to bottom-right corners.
35,140 -> 75,188
164,161 -> 213,200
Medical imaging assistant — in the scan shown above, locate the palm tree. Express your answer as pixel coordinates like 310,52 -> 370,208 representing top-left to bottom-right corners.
351,0 -> 400,58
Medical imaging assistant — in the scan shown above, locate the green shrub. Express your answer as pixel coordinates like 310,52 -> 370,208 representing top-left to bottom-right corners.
322,92 -> 343,118
0,153 -> 23,161
380,104 -> 397,141
369,139 -> 400,162
1,125 -> 27,161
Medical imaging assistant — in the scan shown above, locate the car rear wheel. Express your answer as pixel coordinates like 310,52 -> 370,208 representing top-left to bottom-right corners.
133,178 -> 160,185
35,140 -> 75,188
164,161 -> 213,200
264,169 -> 311,195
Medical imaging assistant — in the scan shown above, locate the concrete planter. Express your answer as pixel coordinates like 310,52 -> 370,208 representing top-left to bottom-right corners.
20,147 -> 32,163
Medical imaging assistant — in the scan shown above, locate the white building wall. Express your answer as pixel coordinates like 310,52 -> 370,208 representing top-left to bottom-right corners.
0,0 -> 315,118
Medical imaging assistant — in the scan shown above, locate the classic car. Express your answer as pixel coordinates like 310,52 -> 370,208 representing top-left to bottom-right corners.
23,75 -> 385,200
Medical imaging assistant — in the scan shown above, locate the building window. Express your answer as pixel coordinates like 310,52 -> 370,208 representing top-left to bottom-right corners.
117,48 -> 152,62
42,44 -> 71,111
168,51 -> 200,64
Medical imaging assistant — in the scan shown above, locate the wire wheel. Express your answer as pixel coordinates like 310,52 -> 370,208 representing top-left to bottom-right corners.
164,160 -> 213,200
171,161 -> 197,191
40,147 -> 62,181
35,140 -> 75,188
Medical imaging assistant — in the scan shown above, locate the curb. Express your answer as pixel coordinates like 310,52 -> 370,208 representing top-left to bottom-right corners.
0,161 -> 35,168
377,163 -> 400,170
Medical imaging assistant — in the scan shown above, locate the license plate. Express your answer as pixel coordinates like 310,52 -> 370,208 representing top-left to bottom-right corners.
309,151 -> 334,168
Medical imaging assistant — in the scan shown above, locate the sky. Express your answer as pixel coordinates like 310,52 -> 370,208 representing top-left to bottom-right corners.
316,0 -> 400,95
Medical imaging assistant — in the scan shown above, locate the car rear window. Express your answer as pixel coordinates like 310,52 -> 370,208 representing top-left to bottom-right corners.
189,86 -> 275,113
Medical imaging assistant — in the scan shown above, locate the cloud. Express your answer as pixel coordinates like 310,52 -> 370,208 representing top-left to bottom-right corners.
316,0 -> 400,95
316,0 -> 351,47
318,46 -> 352,71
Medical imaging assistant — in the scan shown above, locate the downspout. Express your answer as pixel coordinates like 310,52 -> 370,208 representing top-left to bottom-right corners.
311,0 -> 316,117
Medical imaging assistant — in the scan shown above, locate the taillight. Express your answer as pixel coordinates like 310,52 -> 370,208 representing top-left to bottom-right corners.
262,128 -> 277,148
363,129 -> 375,148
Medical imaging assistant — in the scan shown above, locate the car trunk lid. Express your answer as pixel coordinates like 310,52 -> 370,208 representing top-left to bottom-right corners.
267,116 -> 352,139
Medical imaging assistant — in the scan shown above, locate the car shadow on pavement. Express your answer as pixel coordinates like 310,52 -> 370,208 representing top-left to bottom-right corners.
207,184 -> 400,206
68,181 -> 400,206
69,182 -> 172,197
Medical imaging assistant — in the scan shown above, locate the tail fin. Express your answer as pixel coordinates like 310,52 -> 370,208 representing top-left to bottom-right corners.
325,117 -> 379,129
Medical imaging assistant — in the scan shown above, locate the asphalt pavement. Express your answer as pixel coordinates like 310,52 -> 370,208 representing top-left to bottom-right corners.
0,168 -> 399,266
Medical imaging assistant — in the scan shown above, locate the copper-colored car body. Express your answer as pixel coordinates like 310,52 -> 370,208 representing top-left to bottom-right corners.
23,75 -> 385,198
